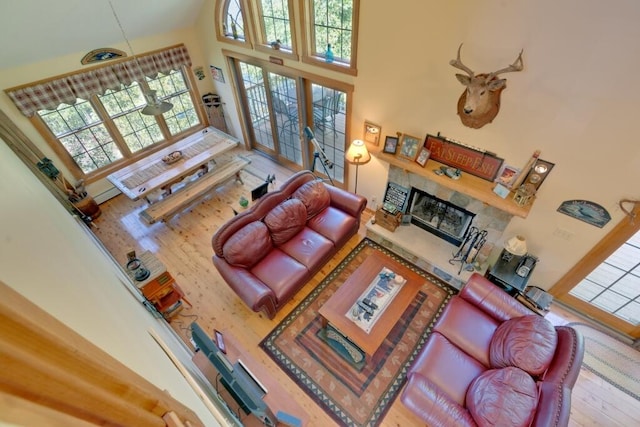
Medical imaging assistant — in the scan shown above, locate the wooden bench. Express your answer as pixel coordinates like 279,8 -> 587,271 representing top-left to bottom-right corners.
140,156 -> 251,224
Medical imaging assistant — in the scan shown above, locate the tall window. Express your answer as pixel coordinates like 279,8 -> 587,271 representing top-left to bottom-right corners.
311,0 -> 356,66
222,0 -> 248,42
257,0 -> 294,49
36,69 -> 200,177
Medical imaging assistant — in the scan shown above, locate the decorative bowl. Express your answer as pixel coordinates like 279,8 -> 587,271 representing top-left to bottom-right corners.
162,150 -> 182,164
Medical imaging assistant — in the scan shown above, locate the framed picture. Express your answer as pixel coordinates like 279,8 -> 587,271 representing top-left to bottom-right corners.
210,65 -> 225,83
383,136 -> 399,154
495,164 -> 520,188
415,147 -> 431,167
364,121 -> 382,146
398,134 -> 422,161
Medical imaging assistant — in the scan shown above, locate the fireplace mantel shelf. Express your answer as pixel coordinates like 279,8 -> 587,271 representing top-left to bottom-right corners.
373,151 -> 533,218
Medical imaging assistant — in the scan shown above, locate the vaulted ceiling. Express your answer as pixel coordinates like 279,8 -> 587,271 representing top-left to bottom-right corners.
0,0 -> 204,70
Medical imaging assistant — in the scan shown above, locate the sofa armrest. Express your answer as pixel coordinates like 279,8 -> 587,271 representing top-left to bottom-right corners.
401,373 -> 477,427
325,184 -> 367,218
460,273 -> 534,322
543,326 -> 584,388
212,256 -> 277,318
532,382 -> 572,427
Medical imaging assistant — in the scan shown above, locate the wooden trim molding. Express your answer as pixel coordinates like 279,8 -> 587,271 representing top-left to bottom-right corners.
0,280 -> 203,427
551,204 -> 640,337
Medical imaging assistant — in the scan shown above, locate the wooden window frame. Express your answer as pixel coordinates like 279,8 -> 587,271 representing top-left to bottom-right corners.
299,0 -> 360,76
8,45 -> 208,185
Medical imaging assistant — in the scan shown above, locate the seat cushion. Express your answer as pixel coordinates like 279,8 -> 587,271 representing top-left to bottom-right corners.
466,367 -> 538,427
490,314 -> 558,376
292,179 -> 330,219
278,227 -> 334,268
307,206 -> 358,247
264,198 -> 307,246
250,248 -> 308,304
434,297 -> 501,367
222,221 -> 272,268
408,332 -> 487,405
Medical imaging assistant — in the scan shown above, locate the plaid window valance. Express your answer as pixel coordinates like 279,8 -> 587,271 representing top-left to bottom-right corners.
6,45 -> 192,117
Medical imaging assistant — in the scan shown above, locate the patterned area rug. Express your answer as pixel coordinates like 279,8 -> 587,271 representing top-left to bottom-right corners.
567,322 -> 640,401
260,238 -> 457,426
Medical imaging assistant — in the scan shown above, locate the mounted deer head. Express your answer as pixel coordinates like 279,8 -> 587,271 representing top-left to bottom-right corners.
450,44 -> 524,129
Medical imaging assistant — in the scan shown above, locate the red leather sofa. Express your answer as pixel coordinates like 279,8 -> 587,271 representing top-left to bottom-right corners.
212,170 -> 367,319
401,273 -> 584,427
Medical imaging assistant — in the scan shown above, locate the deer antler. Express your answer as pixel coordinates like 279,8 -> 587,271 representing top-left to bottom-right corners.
449,43 -> 475,77
486,49 -> 524,80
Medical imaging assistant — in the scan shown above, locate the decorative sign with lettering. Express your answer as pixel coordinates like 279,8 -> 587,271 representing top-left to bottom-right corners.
424,134 -> 503,181
557,200 -> 611,228
382,182 -> 410,213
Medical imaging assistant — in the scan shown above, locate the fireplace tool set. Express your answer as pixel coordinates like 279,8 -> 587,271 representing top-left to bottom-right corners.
449,226 -> 488,274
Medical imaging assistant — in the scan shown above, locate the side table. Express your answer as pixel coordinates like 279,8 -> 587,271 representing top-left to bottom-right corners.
486,249 -> 537,296
124,251 -> 190,320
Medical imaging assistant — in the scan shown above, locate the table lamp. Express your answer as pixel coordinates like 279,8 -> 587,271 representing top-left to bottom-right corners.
345,139 -> 371,193
502,235 -> 527,261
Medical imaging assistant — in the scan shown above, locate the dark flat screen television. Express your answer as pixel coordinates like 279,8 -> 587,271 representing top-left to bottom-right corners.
251,182 -> 269,201
190,322 -> 276,426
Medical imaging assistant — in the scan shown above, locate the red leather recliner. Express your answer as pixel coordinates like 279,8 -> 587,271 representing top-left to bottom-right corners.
401,273 -> 584,427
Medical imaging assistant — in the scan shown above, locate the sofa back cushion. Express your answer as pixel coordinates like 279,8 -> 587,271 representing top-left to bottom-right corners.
466,367 -> 538,427
222,221 -> 273,268
490,315 -> 558,376
264,198 -> 308,246
293,179 -> 330,219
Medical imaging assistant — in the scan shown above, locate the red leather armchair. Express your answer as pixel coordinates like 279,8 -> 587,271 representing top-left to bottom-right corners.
401,273 -> 584,427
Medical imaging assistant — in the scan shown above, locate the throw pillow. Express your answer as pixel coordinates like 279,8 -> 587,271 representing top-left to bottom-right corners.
466,367 -> 538,427
490,314 -> 558,376
264,198 -> 307,246
292,179 -> 330,219
222,221 -> 272,268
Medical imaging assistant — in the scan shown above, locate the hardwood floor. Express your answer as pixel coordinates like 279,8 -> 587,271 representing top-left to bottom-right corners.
92,149 -> 639,426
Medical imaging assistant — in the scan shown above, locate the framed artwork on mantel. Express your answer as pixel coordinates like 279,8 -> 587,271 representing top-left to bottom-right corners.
397,134 -> 422,161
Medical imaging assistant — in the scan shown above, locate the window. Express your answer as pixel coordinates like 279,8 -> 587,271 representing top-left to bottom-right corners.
257,0 -> 294,50
223,0 -> 248,42
39,99 -> 124,174
217,0 -> 359,74
5,45 -> 204,181
36,69 -> 200,177
570,229 -> 640,325
309,0 -> 357,68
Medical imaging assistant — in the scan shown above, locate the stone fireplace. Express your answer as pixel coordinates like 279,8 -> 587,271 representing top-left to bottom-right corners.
406,187 -> 476,246
366,164 -> 515,288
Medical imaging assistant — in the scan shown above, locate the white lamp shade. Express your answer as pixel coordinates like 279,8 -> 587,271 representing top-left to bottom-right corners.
345,139 -> 371,165
505,235 -> 527,256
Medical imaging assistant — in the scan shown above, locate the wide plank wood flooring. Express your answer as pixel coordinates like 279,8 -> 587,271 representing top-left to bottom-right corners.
92,149 -> 640,426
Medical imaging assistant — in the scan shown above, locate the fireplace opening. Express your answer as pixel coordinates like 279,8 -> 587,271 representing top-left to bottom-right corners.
407,187 -> 475,246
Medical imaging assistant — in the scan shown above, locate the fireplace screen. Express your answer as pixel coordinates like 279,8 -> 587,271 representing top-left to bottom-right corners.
407,188 -> 475,246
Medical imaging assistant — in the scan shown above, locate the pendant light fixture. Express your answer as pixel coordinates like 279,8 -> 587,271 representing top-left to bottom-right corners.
108,0 -> 173,115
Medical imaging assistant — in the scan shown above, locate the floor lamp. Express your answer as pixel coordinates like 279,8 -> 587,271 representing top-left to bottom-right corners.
345,139 -> 371,194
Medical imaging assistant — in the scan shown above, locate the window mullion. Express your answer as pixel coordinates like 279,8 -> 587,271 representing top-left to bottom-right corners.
90,95 -> 133,157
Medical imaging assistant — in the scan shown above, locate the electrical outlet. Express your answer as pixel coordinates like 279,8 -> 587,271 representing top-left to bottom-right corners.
553,227 -> 574,241
370,197 -> 378,210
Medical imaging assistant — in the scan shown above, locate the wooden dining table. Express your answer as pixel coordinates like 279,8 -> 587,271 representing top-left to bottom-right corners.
107,127 -> 240,202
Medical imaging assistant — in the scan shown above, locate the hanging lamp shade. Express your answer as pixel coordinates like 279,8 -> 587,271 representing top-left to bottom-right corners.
141,90 -> 173,115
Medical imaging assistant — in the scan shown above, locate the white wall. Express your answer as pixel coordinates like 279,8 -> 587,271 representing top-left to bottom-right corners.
353,0 -> 640,288
0,140 -> 221,426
